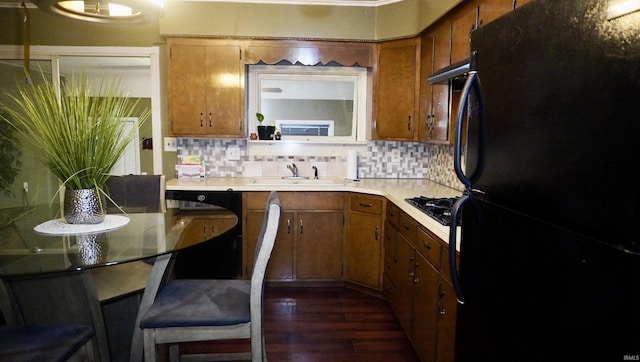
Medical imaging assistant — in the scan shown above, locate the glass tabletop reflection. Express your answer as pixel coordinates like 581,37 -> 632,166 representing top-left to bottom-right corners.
0,200 -> 238,277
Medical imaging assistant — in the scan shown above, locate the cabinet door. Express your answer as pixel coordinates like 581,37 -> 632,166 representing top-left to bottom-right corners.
383,220 -> 398,303
394,235 -> 415,338
436,278 -> 457,362
374,38 -> 419,141
478,0 -> 515,28
245,210 -> 294,280
515,0 -> 533,8
296,211 -> 344,280
419,32 -> 434,142
451,6 -> 478,65
347,211 -> 382,289
204,44 -> 244,137
168,40 -> 244,137
169,44 -> 208,136
412,252 -> 440,362
430,23 -> 453,144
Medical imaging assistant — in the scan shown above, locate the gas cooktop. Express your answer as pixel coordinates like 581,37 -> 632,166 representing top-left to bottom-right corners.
405,196 -> 460,226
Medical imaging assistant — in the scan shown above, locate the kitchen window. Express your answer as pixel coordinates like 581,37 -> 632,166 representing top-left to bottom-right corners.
247,65 -> 369,144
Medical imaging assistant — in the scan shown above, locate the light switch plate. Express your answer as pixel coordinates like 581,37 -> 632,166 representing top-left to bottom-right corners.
164,137 -> 177,152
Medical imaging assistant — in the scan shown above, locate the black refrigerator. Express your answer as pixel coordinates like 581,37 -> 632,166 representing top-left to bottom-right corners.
447,0 -> 640,361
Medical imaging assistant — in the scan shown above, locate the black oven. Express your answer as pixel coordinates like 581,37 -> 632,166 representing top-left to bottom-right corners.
165,190 -> 243,279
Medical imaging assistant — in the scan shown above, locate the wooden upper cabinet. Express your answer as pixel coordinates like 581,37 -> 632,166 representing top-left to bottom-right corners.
168,38 -> 244,137
515,0 -> 533,8
433,22 -> 452,73
451,6 -> 478,65
478,0 -> 516,28
424,23 -> 453,144
418,31 -> 434,142
374,37 -> 420,141
245,40 -> 374,67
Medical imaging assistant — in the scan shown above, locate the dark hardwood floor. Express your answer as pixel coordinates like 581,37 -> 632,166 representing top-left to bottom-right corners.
179,286 -> 420,361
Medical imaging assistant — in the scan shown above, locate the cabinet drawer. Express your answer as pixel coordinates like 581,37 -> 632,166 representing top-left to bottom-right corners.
386,202 -> 400,227
350,194 -> 383,214
416,226 -> 442,269
398,211 -> 417,242
245,191 -> 344,210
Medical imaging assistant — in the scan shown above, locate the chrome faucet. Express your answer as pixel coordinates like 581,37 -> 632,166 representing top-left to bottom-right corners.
312,166 -> 318,179
287,163 -> 298,177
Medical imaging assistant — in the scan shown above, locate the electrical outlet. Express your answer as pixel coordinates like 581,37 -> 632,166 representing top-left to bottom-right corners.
226,147 -> 240,161
23,182 -> 29,192
164,137 -> 177,152
391,149 -> 401,161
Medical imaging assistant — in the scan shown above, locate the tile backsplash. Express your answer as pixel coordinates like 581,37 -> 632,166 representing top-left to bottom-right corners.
176,138 -> 464,191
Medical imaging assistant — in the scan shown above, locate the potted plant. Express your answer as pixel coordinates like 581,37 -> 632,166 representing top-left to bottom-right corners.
256,112 -> 275,140
0,72 -> 150,224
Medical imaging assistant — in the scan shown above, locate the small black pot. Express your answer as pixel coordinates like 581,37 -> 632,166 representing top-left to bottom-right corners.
257,125 -> 275,140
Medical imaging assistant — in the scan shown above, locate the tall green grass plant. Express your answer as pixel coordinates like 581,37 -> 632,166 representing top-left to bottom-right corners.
0,72 -> 150,192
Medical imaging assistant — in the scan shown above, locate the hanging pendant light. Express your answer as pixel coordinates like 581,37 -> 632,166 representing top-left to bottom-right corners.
32,0 -> 163,25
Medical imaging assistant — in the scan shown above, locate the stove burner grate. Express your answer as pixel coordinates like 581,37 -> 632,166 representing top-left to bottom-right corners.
405,196 -> 460,226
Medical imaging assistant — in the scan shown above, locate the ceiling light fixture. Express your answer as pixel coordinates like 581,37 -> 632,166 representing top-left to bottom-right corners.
607,0 -> 640,20
31,0 -> 163,25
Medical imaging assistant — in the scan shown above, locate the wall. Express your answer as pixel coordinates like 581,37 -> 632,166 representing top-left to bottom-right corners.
0,0 -> 465,191
0,0 -> 460,45
0,7 -> 162,46
158,0 -> 461,41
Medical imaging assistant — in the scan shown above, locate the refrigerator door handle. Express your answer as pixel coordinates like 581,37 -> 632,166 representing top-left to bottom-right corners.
454,53 -> 485,189
449,192 -> 470,305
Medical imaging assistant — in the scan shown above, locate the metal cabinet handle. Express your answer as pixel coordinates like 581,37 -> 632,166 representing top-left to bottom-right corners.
438,283 -> 446,315
299,219 -> 303,234
208,112 -> 212,127
287,219 -> 291,234
408,256 -> 415,277
374,225 -> 379,241
199,112 -> 204,127
422,240 -> 431,250
359,202 -> 373,208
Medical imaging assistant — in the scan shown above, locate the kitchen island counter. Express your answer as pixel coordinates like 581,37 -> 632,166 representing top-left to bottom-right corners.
166,177 -> 461,246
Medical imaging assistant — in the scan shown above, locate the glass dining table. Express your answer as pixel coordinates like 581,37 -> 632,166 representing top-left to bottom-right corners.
0,199 -> 239,361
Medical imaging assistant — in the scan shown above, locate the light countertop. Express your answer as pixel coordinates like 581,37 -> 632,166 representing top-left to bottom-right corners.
166,177 -> 462,249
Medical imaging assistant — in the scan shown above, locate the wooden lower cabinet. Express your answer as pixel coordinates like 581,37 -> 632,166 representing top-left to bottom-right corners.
296,211 -> 344,280
346,193 -> 385,290
383,204 -> 458,362
394,234 -> 416,337
243,192 -> 344,281
436,278 -> 457,362
245,210 -> 294,279
412,251 -> 441,362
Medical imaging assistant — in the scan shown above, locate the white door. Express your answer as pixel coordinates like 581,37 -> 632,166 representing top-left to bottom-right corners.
111,117 -> 140,176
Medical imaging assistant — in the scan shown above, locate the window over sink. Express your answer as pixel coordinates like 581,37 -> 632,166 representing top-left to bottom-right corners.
247,65 -> 369,144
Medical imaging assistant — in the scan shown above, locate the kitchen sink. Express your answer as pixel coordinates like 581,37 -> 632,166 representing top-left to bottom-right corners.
250,177 -> 344,185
